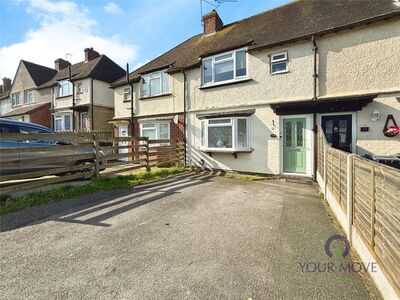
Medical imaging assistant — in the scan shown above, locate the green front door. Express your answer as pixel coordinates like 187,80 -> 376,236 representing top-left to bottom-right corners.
283,118 -> 306,173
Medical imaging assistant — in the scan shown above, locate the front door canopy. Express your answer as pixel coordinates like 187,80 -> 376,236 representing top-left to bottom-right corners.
270,95 -> 375,115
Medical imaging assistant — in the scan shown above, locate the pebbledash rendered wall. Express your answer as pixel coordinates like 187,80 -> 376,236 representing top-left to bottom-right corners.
185,40 -> 314,174
185,18 -> 400,174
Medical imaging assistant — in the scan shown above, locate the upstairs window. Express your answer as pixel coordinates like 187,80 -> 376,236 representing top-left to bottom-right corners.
58,80 -> 72,97
200,117 -> 250,151
11,92 -> 21,106
24,89 -> 35,104
76,82 -> 84,94
141,70 -> 169,98
270,51 -> 288,74
123,87 -> 131,102
202,48 -> 247,85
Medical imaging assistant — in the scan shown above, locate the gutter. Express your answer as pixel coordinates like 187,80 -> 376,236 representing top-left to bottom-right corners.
91,78 -> 94,130
126,63 -> 135,136
68,65 -> 75,131
181,67 -> 187,167
312,35 -> 318,180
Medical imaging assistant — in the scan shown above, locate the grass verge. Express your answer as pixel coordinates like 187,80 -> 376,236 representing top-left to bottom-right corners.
0,167 -> 185,215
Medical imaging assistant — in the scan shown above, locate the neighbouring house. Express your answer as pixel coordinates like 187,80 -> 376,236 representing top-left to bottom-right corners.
37,48 -> 126,132
111,0 -> 400,177
1,61 -> 57,127
0,77 -> 12,116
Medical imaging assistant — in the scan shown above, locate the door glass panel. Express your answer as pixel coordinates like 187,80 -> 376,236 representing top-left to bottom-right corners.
325,119 -> 333,145
296,121 -> 303,147
285,122 -> 292,146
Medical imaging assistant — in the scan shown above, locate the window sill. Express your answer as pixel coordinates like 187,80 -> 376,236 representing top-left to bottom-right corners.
271,70 -> 289,75
123,100 -> 132,103
139,93 -> 172,100
200,78 -> 252,90
199,147 -> 253,158
56,95 -> 72,99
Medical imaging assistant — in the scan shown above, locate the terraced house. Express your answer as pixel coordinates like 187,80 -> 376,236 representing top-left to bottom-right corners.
111,0 -> 400,177
37,48 -> 125,132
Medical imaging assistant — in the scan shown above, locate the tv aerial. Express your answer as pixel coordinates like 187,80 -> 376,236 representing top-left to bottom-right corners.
200,0 -> 237,27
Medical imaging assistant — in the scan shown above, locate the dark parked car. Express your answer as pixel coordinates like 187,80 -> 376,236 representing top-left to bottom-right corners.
0,118 -> 104,175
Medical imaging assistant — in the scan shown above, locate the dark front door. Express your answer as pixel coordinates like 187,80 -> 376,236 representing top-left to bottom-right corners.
321,114 -> 352,152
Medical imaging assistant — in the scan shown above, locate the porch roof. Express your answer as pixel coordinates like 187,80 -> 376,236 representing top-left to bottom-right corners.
269,95 -> 375,115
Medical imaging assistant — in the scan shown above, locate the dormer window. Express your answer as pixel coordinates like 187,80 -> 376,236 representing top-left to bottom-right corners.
202,48 -> 247,86
58,80 -> 72,97
141,70 -> 169,98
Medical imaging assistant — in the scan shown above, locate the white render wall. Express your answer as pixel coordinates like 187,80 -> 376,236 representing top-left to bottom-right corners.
186,106 -> 281,174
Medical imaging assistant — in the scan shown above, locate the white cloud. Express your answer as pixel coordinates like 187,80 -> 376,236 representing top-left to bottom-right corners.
0,0 -> 136,78
104,2 -> 122,14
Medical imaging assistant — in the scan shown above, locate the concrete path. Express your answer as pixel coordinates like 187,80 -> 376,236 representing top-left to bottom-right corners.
0,172 -> 372,299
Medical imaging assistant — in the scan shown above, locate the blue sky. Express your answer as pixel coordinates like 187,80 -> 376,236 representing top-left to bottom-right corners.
0,0 -> 291,79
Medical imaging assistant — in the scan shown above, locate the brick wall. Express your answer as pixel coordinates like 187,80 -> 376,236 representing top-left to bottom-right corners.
29,102 -> 51,128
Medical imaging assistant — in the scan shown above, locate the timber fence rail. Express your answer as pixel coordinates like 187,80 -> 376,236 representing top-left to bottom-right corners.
0,132 -> 185,195
316,125 -> 400,298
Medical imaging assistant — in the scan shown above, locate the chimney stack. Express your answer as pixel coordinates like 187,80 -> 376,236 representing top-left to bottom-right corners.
202,10 -> 223,34
84,47 -> 100,62
2,77 -> 11,92
54,58 -> 71,71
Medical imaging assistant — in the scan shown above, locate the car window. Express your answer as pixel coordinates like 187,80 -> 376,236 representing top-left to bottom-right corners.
0,123 -> 19,133
18,125 -> 51,134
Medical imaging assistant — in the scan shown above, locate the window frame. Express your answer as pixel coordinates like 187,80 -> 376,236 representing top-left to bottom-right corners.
270,51 -> 289,74
202,47 -> 248,86
57,79 -> 73,97
11,92 -> 21,107
140,121 -> 171,146
123,87 -> 131,102
24,89 -> 35,104
200,116 -> 250,152
53,113 -> 72,132
76,82 -> 84,94
140,69 -> 169,98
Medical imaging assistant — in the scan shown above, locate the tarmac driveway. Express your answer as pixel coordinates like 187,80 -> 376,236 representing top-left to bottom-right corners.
0,172 -> 372,299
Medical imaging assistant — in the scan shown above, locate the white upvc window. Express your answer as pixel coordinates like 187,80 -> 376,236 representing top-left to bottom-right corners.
270,51 -> 288,74
11,92 -> 21,106
123,87 -> 131,101
202,48 -> 247,86
58,80 -> 72,97
54,114 -> 72,132
200,117 -> 250,151
24,89 -> 35,104
140,122 -> 170,146
76,82 -> 84,94
141,70 -> 169,98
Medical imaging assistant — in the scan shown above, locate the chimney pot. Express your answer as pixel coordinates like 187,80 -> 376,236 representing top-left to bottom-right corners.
54,58 -> 71,71
202,10 -> 223,34
2,77 -> 12,92
84,47 -> 100,62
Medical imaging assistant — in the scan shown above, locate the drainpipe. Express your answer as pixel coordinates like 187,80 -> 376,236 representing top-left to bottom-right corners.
68,66 -> 75,132
181,67 -> 187,167
126,63 -> 134,136
312,35 -> 318,180
90,78 -> 94,131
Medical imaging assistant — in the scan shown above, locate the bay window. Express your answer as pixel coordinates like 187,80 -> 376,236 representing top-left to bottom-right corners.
12,92 -> 21,106
24,89 -> 35,104
202,48 -> 247,85
58,80 -> 72,97
54,114 -> 72,132
141,70 -> 169,98
200,117 -> 250,151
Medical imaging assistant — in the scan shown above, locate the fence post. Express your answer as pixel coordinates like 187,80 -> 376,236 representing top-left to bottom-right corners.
323,145 -> 328,199
93,133 -> 100,179
175,140 -> 180,167
346,154 -> 355,244
370,164 -> 376,249
144,137 -> 150,171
